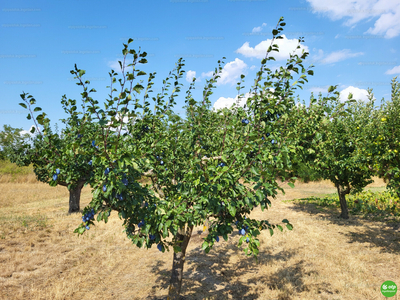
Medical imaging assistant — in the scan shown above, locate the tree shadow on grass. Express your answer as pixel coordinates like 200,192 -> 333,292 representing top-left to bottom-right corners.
285,198 -> 400,255
146,231 -> 331,300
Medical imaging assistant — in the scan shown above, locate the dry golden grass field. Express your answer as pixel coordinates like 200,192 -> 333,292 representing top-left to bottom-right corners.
0,172 -> 399,300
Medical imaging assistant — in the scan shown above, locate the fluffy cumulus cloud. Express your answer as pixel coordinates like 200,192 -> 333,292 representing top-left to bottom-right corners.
307,84 -> 375,102
197,58 -> 248,87
185,70 -> 197,83
212,92 -> 251,114
212,88 -> 284,115
234,34 -> 309,61
305,0 -> 400,39
20,125 -> 37,136
338,86 -> 376,102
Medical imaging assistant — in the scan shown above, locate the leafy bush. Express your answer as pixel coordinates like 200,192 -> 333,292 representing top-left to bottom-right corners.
297,190 -> 400,221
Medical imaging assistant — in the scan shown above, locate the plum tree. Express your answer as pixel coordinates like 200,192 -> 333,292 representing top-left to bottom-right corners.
9,96 -> 112,213
13,17 -> 351,299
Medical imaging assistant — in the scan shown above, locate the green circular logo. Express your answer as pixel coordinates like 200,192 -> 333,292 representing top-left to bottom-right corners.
381,281 -> 397,298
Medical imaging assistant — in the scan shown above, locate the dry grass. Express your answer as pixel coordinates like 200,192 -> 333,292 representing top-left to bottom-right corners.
0,176 -> 399,300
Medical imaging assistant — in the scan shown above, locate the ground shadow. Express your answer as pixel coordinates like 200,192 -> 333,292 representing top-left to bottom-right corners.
285,198 -> 400,255
145,230 -> 336,300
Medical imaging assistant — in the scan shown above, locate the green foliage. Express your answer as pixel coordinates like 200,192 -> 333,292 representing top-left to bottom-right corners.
361,77 -> 400,197
66,17 -> 316,261
291,91 -> 375,208
13,16 -> 360,297
0,159 -> 33,176
295,190 -> 400,222
0,124 -> 31,161
8,98 -> 113,192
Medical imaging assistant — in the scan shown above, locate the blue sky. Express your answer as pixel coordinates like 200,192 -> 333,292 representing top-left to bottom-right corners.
1,0 -> 399,137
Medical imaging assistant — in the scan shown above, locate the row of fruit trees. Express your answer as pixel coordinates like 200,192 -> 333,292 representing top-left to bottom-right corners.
6,17 -> 400,299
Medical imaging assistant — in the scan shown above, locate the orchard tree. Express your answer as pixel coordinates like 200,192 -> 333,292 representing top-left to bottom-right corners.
292,91 -> 376,219
9,96 -> 110,213
362,77 -> 400,198
0,124 -> 31,161
16,17 -> 347,299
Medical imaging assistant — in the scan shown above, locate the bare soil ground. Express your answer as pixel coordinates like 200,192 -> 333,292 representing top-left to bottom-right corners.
0,177 -> 399,300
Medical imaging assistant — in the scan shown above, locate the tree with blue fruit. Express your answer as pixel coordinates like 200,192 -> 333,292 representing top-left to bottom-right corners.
8,94 -> 113,213
14,17 -> 352,299
69,18 -> 300,298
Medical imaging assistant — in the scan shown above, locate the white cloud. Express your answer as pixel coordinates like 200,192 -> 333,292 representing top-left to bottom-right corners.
307,85 -> 375,102
106,115 -> 137,133
19,125 -> 38,137
186,70 -> 197,83
311,49 -> 364,65
385,65 -> 400,75
201,58 -> 248,87
252,22 -> 267,33
201,71 -> 214,78
305,0 -> 400,39
310,48 -> 325,63
309,86 -> 330,95
235,34 -> 309,61
212,88 -> 283,114
338,86 -> 376,102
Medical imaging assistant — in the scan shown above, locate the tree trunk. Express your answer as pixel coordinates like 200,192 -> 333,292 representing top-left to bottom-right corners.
167,225 -> 194,300
68,181 -> 85,213
336,183 -> 351,219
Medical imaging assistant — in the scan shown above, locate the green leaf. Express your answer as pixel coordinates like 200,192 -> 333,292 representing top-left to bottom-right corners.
173,246 -> 182,253
19,103 -> 27,109
286,223 -> 293,230
201,241 -> 209,251
228,204 -> 236,217
98,119 -> 108,126
288,182 -> 295,188
34,107 -> 42,112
